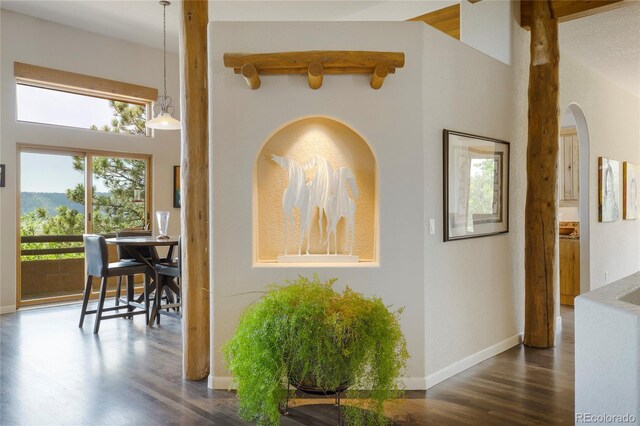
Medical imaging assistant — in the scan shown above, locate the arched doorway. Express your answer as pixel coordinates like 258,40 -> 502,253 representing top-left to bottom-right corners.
560,104 -> 590,297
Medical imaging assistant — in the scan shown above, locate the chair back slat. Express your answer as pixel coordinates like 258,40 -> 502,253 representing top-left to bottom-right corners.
116,229 -> 153,260
83,234 -> 108,277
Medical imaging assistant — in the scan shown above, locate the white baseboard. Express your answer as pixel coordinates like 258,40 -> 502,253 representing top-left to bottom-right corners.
209,375 -> 427,390
401,377 -> 427,390
426,332 -> 524,389
210,375 -> 234,390
0,305 -> 16,315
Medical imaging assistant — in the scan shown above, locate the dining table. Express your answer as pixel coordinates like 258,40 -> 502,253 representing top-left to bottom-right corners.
105,235 -> 179,326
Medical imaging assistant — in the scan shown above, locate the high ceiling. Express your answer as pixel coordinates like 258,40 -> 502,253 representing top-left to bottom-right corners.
0,1 -> 452,53
1,0 -> 638,95
559,1 -> 640,95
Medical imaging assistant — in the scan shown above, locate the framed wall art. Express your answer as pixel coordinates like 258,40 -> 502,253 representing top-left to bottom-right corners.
598,157 -> 620,222
173,165 -> 181,208
443,130 -> 510,241
623,161 -> 639,220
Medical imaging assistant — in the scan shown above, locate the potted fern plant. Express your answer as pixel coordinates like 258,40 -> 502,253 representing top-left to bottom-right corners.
224,275 -> 409,425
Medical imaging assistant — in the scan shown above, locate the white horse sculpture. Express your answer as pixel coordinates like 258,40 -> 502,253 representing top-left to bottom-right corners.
271,155 -> 311,255
325,167 -> 359,255
305,155 -> 335,245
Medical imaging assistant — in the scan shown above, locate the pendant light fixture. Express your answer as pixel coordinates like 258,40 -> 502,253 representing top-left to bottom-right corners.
146,0 -> 180,130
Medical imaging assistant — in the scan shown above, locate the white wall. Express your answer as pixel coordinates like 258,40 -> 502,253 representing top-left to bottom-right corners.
560,206 -> 580,222
460,0 -> 513,65
209,21 -> 426,387
559,55 -> 640,288
575,273 -> 640,424
423,23 -> 522,382
0,10 -> 181,313
208,20 -> 523,390
0,10 -> 4,314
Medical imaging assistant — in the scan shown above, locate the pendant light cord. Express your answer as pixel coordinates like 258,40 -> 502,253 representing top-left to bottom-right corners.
163,2 -> 167,100
147,0 -> 178,128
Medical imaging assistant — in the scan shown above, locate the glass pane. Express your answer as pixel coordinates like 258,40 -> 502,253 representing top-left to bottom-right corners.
91,156 -> 147,234
469,158 -> 497,215
20,151 -> 86,301
16,84 -> 147,134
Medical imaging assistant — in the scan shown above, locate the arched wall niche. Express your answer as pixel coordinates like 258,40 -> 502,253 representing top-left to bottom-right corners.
254,116 -> 378,264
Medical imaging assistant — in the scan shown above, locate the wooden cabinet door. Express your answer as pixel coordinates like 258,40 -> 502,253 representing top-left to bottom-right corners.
560,239 -> 580,305
560,129 -> 579,202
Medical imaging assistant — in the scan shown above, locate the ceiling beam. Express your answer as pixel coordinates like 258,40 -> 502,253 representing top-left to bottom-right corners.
521,0 -> 627,29
408,4 -> 460,40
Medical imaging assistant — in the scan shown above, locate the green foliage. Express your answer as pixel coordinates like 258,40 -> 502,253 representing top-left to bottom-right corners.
20,156 -> 146,239
468,158 -> 497,215
41,206 -> 85,235
67,156 -> 146,233
89,100 -> 147,135
224,275 -> 409,426
20,207 -> 84,260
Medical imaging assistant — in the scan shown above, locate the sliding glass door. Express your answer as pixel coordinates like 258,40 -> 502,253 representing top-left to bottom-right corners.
18,146 -> 150,306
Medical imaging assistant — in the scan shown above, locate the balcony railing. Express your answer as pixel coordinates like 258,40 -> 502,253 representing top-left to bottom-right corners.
20,233 -> 122,305
20,233 -> 116,257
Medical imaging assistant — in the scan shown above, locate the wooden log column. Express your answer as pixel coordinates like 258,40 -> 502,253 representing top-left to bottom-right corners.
524,0 -> 560,348
180,0 -> 210,379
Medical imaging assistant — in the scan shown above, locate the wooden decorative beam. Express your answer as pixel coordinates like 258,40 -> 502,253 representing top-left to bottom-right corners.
223,51 -> 404,90
524,0 -> 559,349
14,62 -> 157,103
180,0 -> 210,380
408,4 -> 460,40
521,0 -> 626,29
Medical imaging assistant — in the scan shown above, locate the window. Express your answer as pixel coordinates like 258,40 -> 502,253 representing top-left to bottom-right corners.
17,84 -> 148,134
14,62 -> 157,136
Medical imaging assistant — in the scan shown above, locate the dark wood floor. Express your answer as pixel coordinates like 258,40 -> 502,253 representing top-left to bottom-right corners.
0,303 -> 574,425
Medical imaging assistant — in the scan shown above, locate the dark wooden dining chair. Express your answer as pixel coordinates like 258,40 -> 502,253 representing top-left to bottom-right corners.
114,229 -> 155,307
151,236 -> 181,326
79,234 -> 150,334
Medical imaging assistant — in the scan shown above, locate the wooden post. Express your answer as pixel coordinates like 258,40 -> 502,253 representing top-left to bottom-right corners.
524,0 -> 559,349
307,62 -> 323,90
240,63 -> 261,90
370,64 -> 388,89
180,0 -> 210,379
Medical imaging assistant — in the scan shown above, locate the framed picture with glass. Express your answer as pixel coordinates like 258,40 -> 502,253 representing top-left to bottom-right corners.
622,161 -> 638,221
173,165 -> 181,208
443,130 -> 510,241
